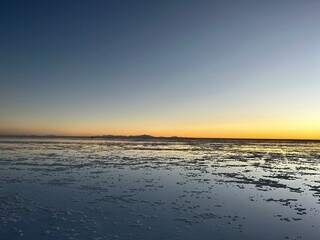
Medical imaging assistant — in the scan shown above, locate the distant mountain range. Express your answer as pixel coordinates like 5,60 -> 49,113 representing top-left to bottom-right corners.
0,134 -> 184,141
0,134 -> 319,142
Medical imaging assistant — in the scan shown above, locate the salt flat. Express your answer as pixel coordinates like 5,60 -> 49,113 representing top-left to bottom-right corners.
0,138 -> 319,240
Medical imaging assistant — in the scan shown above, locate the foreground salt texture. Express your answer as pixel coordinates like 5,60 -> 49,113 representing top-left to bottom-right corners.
0,138 -> 320,240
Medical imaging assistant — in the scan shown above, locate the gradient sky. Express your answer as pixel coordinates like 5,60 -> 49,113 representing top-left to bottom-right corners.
1,0 -> 320,139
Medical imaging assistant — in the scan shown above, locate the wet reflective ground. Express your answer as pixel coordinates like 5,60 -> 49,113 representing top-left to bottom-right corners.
0,138 -> 320,240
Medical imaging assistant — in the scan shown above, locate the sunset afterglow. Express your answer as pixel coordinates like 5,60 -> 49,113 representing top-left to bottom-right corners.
1,1 -> 320,139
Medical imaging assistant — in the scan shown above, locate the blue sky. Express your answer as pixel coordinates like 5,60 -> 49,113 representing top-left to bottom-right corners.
1,0 -> 320,138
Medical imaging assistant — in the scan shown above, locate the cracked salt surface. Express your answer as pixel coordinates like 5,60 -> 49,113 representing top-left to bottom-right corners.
0,138 -> 320,240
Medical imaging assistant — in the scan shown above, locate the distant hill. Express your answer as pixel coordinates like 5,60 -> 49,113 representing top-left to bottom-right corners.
0,134 -> 319,143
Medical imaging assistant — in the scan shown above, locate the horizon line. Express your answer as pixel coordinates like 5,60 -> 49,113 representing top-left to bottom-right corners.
1,134 -> 320,142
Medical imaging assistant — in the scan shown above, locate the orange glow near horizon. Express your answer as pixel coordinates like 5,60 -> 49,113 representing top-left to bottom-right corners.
1,118 -> 320,140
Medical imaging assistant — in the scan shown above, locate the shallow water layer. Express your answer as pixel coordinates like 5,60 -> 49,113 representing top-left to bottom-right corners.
0,138 -> 320,240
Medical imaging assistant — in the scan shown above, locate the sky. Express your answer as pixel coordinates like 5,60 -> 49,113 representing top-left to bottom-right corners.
1,0 -> 320,139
